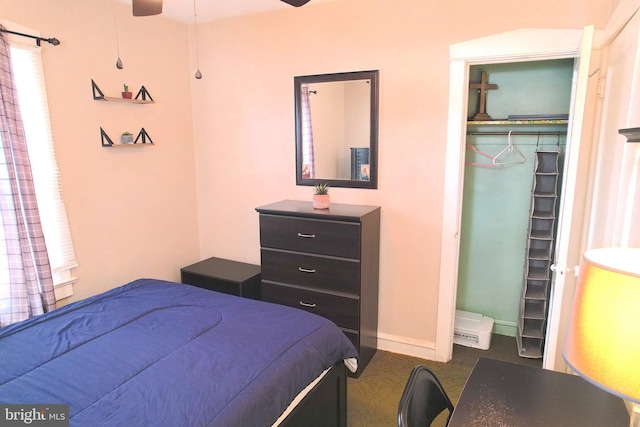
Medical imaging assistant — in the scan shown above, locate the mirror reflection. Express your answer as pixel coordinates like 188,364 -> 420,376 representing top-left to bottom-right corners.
295,70 -> 379,189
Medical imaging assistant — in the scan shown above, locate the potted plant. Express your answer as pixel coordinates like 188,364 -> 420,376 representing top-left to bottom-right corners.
121,131 -> 134,144
313,183 -> 330,209
122,84 -> 132,99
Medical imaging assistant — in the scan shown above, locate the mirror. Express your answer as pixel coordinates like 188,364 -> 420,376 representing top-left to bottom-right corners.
295,70 -> 379,189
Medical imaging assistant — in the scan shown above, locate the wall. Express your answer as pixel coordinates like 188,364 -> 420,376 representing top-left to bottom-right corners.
0,0 -> 200,302
190,0 -> 611,354
0,0 -> 615,356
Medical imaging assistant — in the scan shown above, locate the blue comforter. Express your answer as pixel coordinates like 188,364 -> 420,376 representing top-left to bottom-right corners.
0,279 -> 358,426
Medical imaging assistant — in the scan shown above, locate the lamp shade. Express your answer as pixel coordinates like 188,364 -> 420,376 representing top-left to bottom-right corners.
563,248 -> 640,404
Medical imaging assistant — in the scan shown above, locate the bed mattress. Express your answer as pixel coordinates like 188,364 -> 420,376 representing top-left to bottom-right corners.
0,278 -> 358,426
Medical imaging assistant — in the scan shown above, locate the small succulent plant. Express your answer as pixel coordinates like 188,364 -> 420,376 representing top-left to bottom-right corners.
123,84 -> 129,92
314,183 -> 329,195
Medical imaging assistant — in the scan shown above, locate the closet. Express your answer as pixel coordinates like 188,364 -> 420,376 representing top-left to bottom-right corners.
457,59 -> 573,358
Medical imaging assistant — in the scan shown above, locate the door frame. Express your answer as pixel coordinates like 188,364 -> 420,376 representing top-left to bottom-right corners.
435,27 -> 598,365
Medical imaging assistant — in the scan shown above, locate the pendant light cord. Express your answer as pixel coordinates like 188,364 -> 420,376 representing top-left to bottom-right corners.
193,0 -> 202,79
112,0 -> 121,58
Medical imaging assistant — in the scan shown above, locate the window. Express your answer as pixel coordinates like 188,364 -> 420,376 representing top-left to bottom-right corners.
6,28 -> 77,300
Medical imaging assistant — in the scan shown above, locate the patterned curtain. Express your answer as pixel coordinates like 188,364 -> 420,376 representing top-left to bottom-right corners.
0,26 -> 56,327
301,84 -> 315,179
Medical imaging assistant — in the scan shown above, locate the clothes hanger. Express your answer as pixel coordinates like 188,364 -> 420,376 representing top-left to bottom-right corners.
493,131 -> 526,165
465,143 -> 498,167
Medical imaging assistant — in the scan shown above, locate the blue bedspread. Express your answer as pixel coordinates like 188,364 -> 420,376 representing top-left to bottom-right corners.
0,278 -> 358,426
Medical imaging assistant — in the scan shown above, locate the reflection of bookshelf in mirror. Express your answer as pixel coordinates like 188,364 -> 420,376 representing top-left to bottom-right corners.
351,147 -> 369,181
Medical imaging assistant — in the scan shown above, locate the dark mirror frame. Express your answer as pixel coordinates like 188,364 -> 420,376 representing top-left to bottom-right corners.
295,70 -> 379,189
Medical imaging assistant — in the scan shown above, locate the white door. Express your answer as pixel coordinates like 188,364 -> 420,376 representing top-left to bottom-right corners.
543,26 -> 596,371
588,7 -> 640,249
436,27 -> 599,367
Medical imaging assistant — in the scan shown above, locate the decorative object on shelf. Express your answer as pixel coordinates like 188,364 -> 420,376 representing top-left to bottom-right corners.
101,127 -> 154,147
112,0 -> 124,69
120,132 -> 133,144
312,183 -> 330,209
193,0 -> 202,79
469,70 -> 498,121
619,127 -> 640,143
563,247 -> 640,427
91,80 -> 154,102
122,84 -> 132,99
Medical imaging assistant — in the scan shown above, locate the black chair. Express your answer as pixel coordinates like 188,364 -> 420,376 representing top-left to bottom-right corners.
398,365 -> 455,427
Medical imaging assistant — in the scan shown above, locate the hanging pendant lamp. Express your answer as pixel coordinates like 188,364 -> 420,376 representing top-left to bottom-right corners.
193,0 -> 202,79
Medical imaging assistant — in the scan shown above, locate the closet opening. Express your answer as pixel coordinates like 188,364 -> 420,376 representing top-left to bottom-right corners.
453,59 -> 574,365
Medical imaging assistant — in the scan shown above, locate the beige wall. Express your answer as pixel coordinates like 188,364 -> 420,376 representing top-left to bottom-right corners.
0,0 -> 612,352
190,0 -> 611,351
0,0 -> 200,302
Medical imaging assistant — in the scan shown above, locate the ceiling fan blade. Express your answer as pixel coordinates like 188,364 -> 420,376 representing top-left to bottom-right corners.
132,0 -> 163,16
280,0 -> 312,6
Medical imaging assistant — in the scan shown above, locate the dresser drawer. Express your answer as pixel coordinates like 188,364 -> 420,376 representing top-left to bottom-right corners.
259,214 -> 360,259
262,282 -> 359,330
260,249 -> 359,294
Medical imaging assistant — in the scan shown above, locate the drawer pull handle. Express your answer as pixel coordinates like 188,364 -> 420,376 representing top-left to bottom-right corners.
298,267 -> 316,273
299,301 -> 317,308
297,233 -> 316,238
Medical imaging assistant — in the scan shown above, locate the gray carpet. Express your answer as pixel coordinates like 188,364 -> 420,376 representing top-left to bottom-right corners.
347,334 -> 541,426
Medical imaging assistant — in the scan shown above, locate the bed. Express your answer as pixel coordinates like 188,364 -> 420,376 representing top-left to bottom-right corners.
0,278 -> 358,426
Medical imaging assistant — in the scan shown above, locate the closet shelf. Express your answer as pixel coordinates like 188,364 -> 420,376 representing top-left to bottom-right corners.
468,120 -> 569,125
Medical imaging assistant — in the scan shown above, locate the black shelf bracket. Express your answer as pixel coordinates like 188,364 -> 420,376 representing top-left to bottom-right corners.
135,86 -> 154,102
92,80 -> 105,100
134,128 -> 154,144
100,127 -> 114,146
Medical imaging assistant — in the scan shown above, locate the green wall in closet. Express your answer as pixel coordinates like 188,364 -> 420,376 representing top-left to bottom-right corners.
457,59 -> 573,337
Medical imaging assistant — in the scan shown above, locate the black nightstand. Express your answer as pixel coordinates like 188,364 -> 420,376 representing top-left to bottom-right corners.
180,257 -> 262,300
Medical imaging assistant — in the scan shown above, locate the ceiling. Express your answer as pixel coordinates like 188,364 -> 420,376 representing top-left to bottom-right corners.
118,0 -> 338,24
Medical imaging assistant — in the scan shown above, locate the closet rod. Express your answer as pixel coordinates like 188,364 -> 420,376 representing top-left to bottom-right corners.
0,28 -> 60,46
467,131 -> 566,136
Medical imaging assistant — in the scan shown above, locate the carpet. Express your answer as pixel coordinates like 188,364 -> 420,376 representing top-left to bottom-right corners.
347,334 -> 541,426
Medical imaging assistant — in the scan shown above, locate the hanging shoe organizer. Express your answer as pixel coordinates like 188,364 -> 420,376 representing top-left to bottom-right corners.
516,150 -> 560,358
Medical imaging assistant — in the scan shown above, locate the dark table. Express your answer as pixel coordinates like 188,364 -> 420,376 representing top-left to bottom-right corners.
180,257 -> 261,300
449,357 -> 630,427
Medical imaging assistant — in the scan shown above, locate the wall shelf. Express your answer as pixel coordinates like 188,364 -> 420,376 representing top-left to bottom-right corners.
101,127 -> 154,147
618,127 -> 640,142
91,79 -> 154,103
92,79 -> 155,147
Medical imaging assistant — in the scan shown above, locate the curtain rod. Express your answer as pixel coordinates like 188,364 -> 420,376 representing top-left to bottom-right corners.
0,28 -> 60,47
467,131 -> 566,136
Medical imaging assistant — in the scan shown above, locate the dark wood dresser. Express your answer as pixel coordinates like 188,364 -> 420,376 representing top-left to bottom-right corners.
256,200 -> 380,377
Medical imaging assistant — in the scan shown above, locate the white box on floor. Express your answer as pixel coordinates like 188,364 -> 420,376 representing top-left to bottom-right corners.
453,310 -> 494,350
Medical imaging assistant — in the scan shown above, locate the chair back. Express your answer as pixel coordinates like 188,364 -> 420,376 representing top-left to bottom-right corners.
398,365 -> 454,427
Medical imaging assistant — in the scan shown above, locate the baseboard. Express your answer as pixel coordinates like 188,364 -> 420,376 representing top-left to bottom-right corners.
376,332 -> 437,361
493,319 -> 517,337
